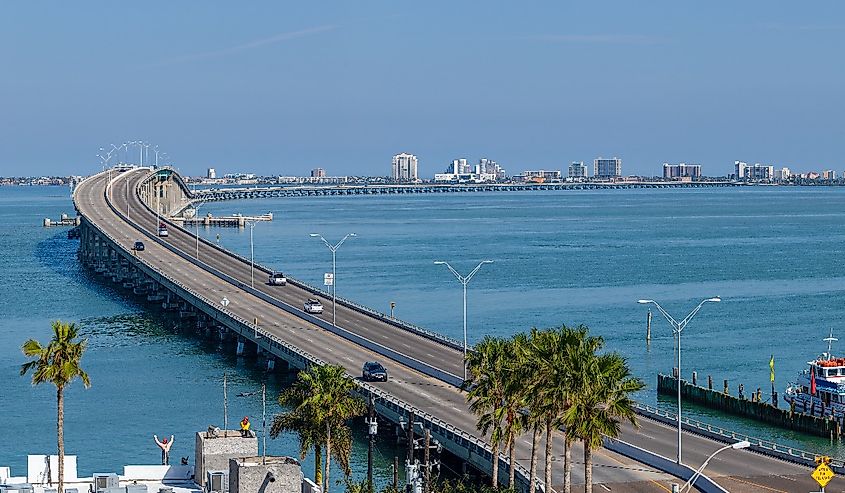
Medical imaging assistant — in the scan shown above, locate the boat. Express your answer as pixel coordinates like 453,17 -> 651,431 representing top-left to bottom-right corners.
784,329 -> 845,418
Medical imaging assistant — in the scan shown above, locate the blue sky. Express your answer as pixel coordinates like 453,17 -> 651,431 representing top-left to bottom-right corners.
1,2 -> 843,177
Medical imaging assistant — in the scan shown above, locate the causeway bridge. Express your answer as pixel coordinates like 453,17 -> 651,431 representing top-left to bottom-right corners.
73,166 -> 821,492
192,181 -> 739,203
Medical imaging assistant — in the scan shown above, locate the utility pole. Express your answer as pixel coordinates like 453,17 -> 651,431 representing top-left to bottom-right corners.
393,457 -> 398,491
367,395 -> 376,493
223,373 -> 228,438
423,429 -> 431,493
407,411 -> 415,464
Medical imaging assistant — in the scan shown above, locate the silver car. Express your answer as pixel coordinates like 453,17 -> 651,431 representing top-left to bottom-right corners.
304,298 -> 323,314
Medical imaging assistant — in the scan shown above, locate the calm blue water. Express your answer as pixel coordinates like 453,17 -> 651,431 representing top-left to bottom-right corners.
3,185 -> 845,479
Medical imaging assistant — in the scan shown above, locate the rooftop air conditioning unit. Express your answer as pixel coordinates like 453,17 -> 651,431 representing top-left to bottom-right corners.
205,471 -> 228,493
93,474 -> 119,493
125,484 -> 147,493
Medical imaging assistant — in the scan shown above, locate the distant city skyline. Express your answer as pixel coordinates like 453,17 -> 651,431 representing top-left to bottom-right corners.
1,2 -> 843,177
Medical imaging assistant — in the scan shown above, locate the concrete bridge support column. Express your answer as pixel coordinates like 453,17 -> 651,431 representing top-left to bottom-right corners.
236,336 -> 246,356
265,357 -> 276,372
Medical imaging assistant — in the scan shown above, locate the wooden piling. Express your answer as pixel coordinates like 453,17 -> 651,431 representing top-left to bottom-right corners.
658,374 -> 838,438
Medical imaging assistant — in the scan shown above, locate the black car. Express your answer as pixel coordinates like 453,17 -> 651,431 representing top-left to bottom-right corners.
362,361 -> 388,382
133,241 -> 145,251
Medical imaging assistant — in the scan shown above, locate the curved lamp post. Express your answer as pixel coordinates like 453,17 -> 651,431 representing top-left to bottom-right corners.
434,260 -> 493,381
638,296 -> 721,464
309,233 -> 357,326
681,440 -> 750,492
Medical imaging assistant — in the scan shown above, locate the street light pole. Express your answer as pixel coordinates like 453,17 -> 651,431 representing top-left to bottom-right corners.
247,220 -> 257,288
194,201 -> 205,259
309,233 -> 357,326
638,296 -> 721,464
681,440 -> 749,492
434,260 -> 493,382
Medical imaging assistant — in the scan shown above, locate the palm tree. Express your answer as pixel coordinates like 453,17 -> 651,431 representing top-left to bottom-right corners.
20,321 -> 91,493
565,352 -> 644,493
280,364 -> 364,493
464,336 -> 509,488
513,330 -> 546,493
501,335 -> 529,488
270,409 -> 324,486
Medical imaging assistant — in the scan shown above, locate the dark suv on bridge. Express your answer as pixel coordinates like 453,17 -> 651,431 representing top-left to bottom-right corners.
362,361 -> 388,382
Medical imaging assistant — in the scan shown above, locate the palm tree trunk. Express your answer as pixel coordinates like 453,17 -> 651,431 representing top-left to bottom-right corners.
491,440 -> 499,488
544,418 -> 553,491
584,446 -> 593,493
314,445 -> 323,487
563,437 -> 572,493
57,387 -> 65,493
529,426 -> 539,493
508,433 -> 516,488
325,424 -> 332,493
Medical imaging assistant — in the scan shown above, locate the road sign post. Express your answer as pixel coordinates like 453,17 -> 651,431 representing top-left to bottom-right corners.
812,457 -> 834,492
324,273 -> 334,286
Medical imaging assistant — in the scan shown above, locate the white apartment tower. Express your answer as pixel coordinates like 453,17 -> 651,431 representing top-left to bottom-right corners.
392,153 -> 418,182
568,161 -> 588,179
594,157 -> 622,178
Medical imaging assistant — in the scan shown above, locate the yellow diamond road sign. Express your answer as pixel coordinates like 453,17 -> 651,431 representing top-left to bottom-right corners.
812,463 -> 834,488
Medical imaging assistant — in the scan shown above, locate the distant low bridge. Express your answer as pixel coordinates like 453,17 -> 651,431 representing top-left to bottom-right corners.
191,181 -> 740,202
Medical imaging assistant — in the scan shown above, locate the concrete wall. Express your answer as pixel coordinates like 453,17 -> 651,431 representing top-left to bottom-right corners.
228,456 -> 301,493
195,431 -> 258,487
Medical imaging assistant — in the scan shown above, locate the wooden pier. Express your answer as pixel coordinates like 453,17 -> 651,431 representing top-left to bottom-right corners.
658,373 -> 843,438
171,212 -> 273,228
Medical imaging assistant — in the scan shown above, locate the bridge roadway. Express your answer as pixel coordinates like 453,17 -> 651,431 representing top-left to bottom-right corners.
77,168 -> 820,492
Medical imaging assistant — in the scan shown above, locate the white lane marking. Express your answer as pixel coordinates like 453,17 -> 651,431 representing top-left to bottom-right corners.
599,485 -> 611,491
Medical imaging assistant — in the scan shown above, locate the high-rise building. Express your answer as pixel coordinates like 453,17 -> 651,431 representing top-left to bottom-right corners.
392,153 -> 418,182
663,163 -> 702,179
447,158 -> 470,174
823,170 -> 837,180
207,168 -> 216,179
594,157 -> 622,178
568,161 -> 588,179
736,161 -> 773,181
311,168 -> 326,178
774,167 -> 791,181
476,158 -> 506,180
734,161 -> 748,180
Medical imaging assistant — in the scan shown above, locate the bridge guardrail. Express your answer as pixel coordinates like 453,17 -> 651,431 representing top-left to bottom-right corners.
634,402 -> 840,472
605,439 -> 728,493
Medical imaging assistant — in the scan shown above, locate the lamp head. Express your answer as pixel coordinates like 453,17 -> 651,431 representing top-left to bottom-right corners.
637,299 -> 654,304
433,261 -> 445,265
349,233 -> 357,237
731,440 -> 751,449
706,297 -> 722,303
481,260 -> 494,264
309,233 -> 320,237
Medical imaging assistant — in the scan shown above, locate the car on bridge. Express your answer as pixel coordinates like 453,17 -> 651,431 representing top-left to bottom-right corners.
362,361 -> 388,382
157,223 -> 168,237
304,298 -> 323,314
268,271 -> 287,286
133,241 -> 145,252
